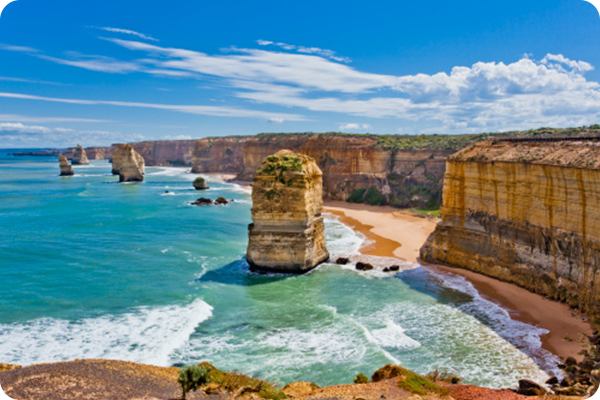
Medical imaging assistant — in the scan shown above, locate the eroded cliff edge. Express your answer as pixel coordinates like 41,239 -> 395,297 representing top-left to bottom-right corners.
421,138 -> 600,317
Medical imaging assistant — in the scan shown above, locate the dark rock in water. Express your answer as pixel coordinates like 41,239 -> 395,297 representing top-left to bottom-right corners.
566,357 -> 578,367
545,376 -> 559,385
191,197 -> 213,206
389,265 -> 400,271
335,257 -> 350,265
356,262 -> 374,271
193,177 -> 209,190
516,379 -> 548,396
214,197 -> 229,205
165,190 -> 170,193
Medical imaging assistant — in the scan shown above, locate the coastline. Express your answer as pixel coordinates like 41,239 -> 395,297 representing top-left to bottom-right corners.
323,200 -> 593,363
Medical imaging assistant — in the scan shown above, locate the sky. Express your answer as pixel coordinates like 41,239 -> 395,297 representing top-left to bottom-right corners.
0,0 -> 599,148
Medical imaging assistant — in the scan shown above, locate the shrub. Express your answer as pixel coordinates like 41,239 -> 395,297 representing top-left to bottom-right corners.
346,188 -> 366,203
178,364 -> 212,399
364,187 -> 386,206
354,372 -> 369,384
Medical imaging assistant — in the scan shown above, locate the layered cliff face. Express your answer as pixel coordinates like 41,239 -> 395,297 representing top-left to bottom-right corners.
71,145 -> 89,165
58,154 -> 74,176
85,147 -> 112,160
232,134 -> 452,207
247,150 -> 329,273
421,139 -> 600,317
127,140 -> 195,167
111,144 -> 145,182
191,136 -> 249,173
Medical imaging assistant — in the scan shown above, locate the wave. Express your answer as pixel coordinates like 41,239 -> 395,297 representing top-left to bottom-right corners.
0,299 -> 213,366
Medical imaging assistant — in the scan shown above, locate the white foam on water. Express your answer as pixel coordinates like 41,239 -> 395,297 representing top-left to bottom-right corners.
0,299 -> 213,367
146,167 -> 190,177
323,214 -> 364,257
368,318 -> 422,351
427,268 -> 562,378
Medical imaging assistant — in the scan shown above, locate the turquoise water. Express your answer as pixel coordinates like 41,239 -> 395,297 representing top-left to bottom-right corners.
0,150 -> 560,388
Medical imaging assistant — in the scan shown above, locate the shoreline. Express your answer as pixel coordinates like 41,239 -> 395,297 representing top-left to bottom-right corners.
323,200 -> 593,364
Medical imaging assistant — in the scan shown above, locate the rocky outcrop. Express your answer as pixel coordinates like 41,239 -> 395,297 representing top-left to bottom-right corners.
421,139 -> 600,317
193,177 -> 209,190
58,154 -> 74,176
71,145 -> 89,165
111,144 -> 145,182
191,136 -> 249,173
246,150 -> 329,273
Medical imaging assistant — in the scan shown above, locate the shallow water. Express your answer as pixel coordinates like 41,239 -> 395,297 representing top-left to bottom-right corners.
0,150 -> 560,388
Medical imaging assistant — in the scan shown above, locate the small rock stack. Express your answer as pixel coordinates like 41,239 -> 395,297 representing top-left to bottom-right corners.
58,154 -> 74,176
246,150 -> 329,273
71,144 -> 89,165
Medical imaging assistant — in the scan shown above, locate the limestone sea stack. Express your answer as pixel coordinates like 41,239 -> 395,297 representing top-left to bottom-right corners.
111,144 -> 145,182
58,154 -> 74,176
246,150 -> 329,273
71,144 -> 89,165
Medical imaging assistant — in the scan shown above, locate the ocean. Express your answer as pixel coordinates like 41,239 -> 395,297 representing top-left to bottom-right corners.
0,150 -> 560,388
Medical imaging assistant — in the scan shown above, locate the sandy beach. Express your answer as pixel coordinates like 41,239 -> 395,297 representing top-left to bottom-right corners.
323,200 -> 593,363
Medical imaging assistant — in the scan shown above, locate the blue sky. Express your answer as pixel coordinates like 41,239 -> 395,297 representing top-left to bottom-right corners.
0,0 -> 599,147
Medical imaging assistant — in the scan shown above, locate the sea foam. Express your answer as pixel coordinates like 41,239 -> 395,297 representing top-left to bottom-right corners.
0,299 -> 213,366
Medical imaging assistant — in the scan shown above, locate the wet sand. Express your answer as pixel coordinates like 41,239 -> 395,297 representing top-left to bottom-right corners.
323,200 -> 593,362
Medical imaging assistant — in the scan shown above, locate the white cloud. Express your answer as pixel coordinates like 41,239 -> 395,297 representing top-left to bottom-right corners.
0,122 -> 145,148
0,92 -> 307,121
37,53 -> 141,74
0,114 -> 109,123
0,44 -> 38,53
257,40 -> 351,63
339,123 -> 371,131
93,27 -> 158,41
267,117 -> 284,124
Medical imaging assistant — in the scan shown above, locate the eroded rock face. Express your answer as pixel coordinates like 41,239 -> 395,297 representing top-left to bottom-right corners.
111,144 -> 145,182
71,145 -> 89,165
421,139 -> 600,317
58,154 -> 74,176
247,150 -> 329,273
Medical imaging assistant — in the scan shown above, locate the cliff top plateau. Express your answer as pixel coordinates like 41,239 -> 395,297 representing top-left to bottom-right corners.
451,138 -> 600,169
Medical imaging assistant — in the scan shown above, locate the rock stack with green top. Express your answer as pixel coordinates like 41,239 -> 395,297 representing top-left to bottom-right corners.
247,150 -> 329,273
193,177 -> 209,190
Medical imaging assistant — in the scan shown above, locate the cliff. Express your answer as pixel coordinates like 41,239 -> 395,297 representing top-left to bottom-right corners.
71,145 -> 89,165
421,138 -> 600,317
231,134 -> 454,208
58,154 -> 74,176
111,144 -> 145,182
86,146 -> 112,160
190,136 -> 249,173
247,150 -> 329,273
127,140 -> 196,167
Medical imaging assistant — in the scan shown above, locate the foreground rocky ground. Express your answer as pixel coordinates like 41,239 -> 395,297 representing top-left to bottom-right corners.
1,360 -> 590,400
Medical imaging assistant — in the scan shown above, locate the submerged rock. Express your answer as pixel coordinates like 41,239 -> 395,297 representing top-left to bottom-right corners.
193,177 -> 209,190
246,150 -> 329,273
356,262 -> 374,271
214,197 -> 229,205
71,144 -> 89,165
335,257 -> 350,265
58,154 -> 74,176
111,144 -> 145,182
191,197 -> 213,206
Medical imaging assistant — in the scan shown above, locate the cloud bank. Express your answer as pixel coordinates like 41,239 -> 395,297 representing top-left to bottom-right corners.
2,36 -> 600,133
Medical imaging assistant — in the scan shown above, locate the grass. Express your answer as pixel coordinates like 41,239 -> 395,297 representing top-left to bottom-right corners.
412,208 -> 441,219
198,362 -> 287,400
371,364 -> 449,397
